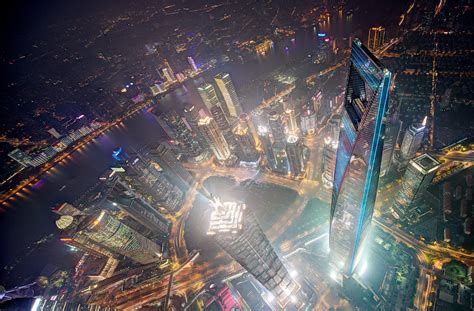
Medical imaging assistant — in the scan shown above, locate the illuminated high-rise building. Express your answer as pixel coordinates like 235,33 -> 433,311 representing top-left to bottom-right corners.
400,117 -> 426,161
300,103 -> 317,135
367,27 -> 385,51
198,82 -> 238,151
8,148 -> 32,167
321,116 -> 341,188
330,39 -> 392,277
214,72 -> 243,118
258,126 -> 275,168
183,103 -> 208,147
197,83 -> 220,111
107,191 -> 171,235
109,152 -> 184,213
149,143 -> 193,192
233,115 -> 259,163
284,107 -> 299,135
187,56 -> 198,73
162,68 -> 174,83
77,210 -> 162,264
286,135 -> 305,176
272,143 -> 288,174
163,59 -> 175,80
380,108 -> 402,177
56,214 -> 116,259
210,104 -> 238,151
207,200 -> 303,308
198,116 -> 231,161
268,110 -> 286,145
391,153 -> 440,222
157,110 -> 203,157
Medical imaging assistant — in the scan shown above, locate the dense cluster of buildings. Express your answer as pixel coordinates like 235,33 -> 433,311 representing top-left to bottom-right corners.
8,119 -> 103,168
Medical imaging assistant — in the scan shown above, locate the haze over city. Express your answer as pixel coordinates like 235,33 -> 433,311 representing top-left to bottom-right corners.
1,0 -> 474,310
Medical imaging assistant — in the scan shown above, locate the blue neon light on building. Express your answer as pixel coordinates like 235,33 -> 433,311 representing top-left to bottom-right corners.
329,38 -> 392,277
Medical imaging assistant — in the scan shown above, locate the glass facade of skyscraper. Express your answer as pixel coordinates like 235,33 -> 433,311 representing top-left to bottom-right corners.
330,38 -> 391,276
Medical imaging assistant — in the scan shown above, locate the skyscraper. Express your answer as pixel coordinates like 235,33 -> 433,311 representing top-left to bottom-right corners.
286,135 -> 305,176
214,72 -> 243,118
258,126 -> 275,168
268,110 -> 286,145
187,56 -> 198,73
300,103 -> 317,135
198,82 -> 238,151
391,153 -> 440,222
163,59 -> 175,81
367,26 -> 385,51
380,108 -> 403,177
109,152 -> 184,213
107,191 -> 171,235
321,116 -> 341,188
79,211 -> 162,264
207,200 -> 302,308
56,214 -> 116,259
57,210 -> 162,264
183,103 -> 208,148
284,107 -> 299,135
272,143 -> 288,174
162,68 -> 174,83
210,104 -> 238,151
148,143 -> 194,192
197,83 -> 220,111
157,110 -> 203,157
400,117 -> 426,161
233,115 -> 259,163
198,116 -> 231,161
330,39 -> 392,277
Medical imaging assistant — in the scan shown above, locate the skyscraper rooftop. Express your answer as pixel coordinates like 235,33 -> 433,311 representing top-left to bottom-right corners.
207,201 -> 245,235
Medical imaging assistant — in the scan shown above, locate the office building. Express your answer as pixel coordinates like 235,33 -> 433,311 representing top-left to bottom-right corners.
109,153 -> 184,213
149,143 -> 194,192
321,116 -> 341,188
197,83 -> 221,111
157,110 -> 203,157
198,116 -> 231,161
214,72 -> 243,118
380,109 -> 403,177
330,39 -> 391,277
107,192 -> 170,236
162,59 -> 175,83
258,126 -> 275,168
162,68 -> 174,83
183,103 -> 208,147
198,82 -> 238,151
300,103 -> 317,135
233,115 -> 259,163
286,135 -> 305,176
400,117 -> 426,161
108,150 -> 184,212
56,214 -> 117,259
285,107 -> 299,135
207,200 -> 302,309
392,153 -> 440,222
187,56 -> 198,73
268,110 -> 286,145
64,211 -> 162,264
8,148 -> 32,167
272,143 -> 288,174
367,27 -> 385,51
210,104 -> 239,151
